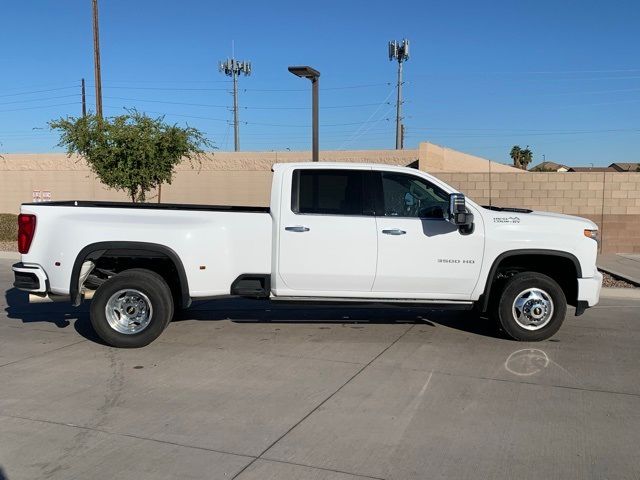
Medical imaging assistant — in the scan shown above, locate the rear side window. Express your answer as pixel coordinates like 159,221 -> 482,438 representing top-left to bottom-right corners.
292,169 -> 366,215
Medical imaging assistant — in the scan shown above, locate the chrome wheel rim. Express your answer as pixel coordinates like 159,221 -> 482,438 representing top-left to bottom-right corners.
512,288 -> 554,331
105,289 -> 153,334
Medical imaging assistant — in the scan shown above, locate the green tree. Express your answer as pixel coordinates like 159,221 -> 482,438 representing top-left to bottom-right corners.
510,145 -> 533,170
510,145 -> 522,169
50,111 -> 213,202
520,147 -> 533,170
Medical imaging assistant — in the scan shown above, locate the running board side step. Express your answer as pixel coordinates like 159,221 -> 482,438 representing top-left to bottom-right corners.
271,296 -> 474,309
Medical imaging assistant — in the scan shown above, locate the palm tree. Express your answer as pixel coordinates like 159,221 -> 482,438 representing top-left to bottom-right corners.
520,147 -> 533,170
510,145 -> 522,169
509,145 -> 533,170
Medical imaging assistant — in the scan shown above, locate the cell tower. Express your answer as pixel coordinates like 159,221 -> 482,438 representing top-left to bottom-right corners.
388,39 -> 409,149
219,57 -> 251,151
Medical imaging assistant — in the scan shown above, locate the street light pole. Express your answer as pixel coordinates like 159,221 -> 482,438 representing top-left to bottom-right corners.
311,74 -> 319,163
288,66 -> 320,162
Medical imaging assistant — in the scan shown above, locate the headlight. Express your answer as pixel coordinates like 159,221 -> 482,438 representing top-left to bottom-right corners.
584,229 -> 599,242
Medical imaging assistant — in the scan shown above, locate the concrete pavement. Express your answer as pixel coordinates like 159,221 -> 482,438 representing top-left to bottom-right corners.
1,258 -> 639,479
598,253 -> 640,285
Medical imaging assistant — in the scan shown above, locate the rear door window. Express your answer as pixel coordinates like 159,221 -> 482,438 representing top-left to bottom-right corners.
292,169 -> 368,216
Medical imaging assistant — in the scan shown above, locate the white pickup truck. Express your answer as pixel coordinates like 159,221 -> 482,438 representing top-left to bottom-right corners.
13,162 -> 602,347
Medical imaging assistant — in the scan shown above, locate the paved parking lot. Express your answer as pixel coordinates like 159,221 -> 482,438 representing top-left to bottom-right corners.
1,257 -> 639,480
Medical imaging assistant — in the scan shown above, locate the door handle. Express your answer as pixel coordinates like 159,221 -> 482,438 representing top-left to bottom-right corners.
285,225 -> 310,232
382,229 -> 406,235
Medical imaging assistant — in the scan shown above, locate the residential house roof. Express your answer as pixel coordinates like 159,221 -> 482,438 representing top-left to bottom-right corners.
609,162 -> 640,172
529,161 -> 570,172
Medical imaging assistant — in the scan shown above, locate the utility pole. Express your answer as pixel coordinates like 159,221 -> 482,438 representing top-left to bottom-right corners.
219,56 -> 251,151
92,0 -> 103,118
81,78 -> 87,116
388,39 -> 409,149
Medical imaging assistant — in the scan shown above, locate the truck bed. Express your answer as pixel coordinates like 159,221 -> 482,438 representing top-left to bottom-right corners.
22,200 -> 270,213
19,201 -> 273,298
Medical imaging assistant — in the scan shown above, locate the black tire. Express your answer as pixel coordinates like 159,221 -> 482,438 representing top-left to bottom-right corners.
90,268 -> 174,348
491,272 -> 567,341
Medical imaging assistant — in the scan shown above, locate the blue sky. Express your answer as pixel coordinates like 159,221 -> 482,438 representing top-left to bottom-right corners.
0,0 -> 638,166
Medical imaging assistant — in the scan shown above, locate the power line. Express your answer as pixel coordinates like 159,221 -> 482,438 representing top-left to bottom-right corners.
0,102 -> 81,113
103,96 -> 228,108
102,104 -> 400,129
346,104 -> 397,148
0,85 -> 78,98
243,119 -> 393,128
0,94 -> 79,106
100,95 -> 387,110
99,104 -> 640,136
243,82 -> 394,92
103,79 -> 232,84
248,102 -> 385,110
406,125 -> 640,132
542,87 -> 640,96
102,105 -> 229,122
338,87 -> 396,149
102,85 -> 231,92
89,81 -> 395,93
405,128 -> 640,138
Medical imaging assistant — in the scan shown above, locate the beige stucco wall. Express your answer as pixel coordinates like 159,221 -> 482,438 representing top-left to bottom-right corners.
418,142 -> 521,173
0,142 -> 521,211
1,145 -> 636,253
0,149 -> 419,210
437,171 -> 640,254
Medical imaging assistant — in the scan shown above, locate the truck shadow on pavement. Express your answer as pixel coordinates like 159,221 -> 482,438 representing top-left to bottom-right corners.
3,287 -> 101,342
4,288 -> 500,344
179,298 -> 500,337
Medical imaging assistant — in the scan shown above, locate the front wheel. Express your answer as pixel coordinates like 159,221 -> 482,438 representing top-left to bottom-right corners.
492,272 -> 567,341
90,269 -> 174,348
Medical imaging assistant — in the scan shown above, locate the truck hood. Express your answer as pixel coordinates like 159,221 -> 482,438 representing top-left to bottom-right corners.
478,205 -> 598,230
527,210 -> 598,229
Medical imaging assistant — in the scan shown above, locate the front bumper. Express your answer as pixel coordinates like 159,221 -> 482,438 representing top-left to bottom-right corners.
577,271 -> 603,308
12,263 -> 48,293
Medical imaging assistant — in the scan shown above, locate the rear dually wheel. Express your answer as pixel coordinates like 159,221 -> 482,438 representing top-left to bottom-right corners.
90,268 -> 174,348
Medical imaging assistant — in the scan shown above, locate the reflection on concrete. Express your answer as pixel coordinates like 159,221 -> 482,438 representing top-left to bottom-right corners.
504,348 -> 550,376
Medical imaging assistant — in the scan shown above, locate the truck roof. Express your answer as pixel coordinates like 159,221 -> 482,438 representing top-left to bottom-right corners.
272,162 -> 416,171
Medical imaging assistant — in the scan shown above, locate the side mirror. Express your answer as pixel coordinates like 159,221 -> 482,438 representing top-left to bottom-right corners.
446,193 -> 474,232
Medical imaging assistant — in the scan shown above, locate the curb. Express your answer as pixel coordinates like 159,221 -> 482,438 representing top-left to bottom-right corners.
0,251 -> 19,260
597,267 -> 640,287
600,287 -> 640,300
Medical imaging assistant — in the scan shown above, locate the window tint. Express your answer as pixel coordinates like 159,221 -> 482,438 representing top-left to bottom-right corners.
381,172 -> 449,219
293,169 -> 366,215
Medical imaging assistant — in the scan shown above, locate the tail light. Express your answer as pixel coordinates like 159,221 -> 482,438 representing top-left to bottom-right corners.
18,214 -> 37,254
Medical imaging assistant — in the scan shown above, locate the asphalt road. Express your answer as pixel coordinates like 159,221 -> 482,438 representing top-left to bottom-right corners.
1,258 -> 639,480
